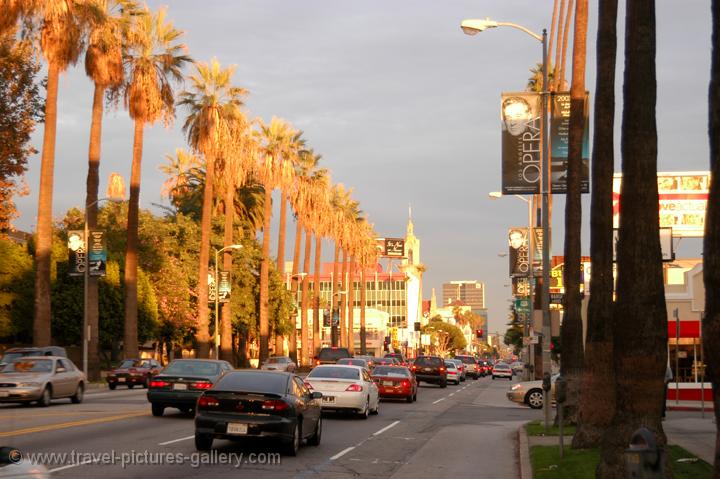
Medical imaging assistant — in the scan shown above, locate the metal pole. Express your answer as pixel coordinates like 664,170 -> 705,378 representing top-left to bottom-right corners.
540,28 -> 552,432
674,308 -> 679,405
83,212 -> 89,378
214,248 -> 220,360
525,196 -> 533,381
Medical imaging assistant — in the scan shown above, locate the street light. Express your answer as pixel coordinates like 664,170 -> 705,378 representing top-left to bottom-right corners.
214,244 -> 242,360
463,17 -> 551,428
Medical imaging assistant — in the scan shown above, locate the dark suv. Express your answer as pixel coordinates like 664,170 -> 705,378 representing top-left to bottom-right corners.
412,356 -> 447,388
314,347 -> 352,365
455,355 -> 480,380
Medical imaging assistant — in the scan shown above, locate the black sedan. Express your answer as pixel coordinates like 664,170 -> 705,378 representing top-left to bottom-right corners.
147,359 -> 233,416
194,370 -> 323,456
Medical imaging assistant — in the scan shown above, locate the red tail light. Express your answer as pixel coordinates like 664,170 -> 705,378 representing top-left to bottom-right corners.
149,380 -> 170,388
262,400 -> 289,411
315,360 -> 321,365
304,381 -> 313,390
191,381 -> 213,390
345,384 -> 363,392
197,396 -> 219,408
411,365 -> 417,371
439,367 -> 445,372
401,380 -> 410,388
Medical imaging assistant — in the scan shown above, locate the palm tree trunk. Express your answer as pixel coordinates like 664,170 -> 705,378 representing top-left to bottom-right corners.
85,84 -> 105,381
277,192 -> 287,273
559,0 -> 575,90
123,119 -> 144,359
704,1 -> 720,474
331,242 -> 340,346
259,183 -> 273,364
32,62 -> 60,348
195,151 -> 216,359
340,248 -> 348,347
347,256 -> 356,355
548,0 -> 560,71
289,219 -> 302,363
598,1 -> 668,475
300,227 -> 312,364
360,267 -> 367,355
573,0 -> 618,449
220,184 -> 235,364
553,0 -> 567,90
313,234 -> 322,357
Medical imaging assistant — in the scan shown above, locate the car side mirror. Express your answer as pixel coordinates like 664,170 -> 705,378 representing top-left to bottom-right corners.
56,367 -> 66,374
311,392 -> 322,400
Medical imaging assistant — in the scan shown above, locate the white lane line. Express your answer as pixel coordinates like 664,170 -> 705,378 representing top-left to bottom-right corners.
372,420 -> 400,437
158,435 -> 194,446
330,446 -> 355,461
432,397 -> 446,404
48,459 -> 93,473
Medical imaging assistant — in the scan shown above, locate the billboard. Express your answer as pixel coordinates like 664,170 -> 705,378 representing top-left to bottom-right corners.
508,228 -> 530,277
384,238 -> 405,257
550,92 -> 590,194
612,172 -> 709,237
501,92 -> 542,194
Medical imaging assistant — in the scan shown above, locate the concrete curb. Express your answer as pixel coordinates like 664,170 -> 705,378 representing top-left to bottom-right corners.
518,424 -> 532,479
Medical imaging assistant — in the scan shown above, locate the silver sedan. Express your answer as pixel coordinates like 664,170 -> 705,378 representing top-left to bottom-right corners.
0,356 -> 86,407
260,356 -> 296,373
506,374 -> 558,409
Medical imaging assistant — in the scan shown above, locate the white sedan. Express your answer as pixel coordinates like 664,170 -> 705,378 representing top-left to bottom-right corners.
304,365 -> 379,419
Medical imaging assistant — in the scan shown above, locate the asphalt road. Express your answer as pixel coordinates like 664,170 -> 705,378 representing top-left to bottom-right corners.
1,375 -> 540,478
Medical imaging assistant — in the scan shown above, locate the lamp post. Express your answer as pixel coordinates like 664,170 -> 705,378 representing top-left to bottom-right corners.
462,17 -> 551,427
214,244 -> 242,360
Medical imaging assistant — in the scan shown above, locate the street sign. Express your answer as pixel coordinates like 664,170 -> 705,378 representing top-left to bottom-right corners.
515,297 -> 531,315
384,238 -> 405,257
523,336 -> 540,345
208,272 -> 216,303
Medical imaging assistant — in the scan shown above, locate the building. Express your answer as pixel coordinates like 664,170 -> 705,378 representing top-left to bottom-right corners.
442,280 -> 486,313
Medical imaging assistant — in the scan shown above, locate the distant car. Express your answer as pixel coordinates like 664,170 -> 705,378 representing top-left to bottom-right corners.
314,347 -> 352,366
412,356 -> 447,388
374,358 -> 400,367
444,360 -> 461,385
337,358 -> 370,370
106,358 -> 162,389
454,355 -> 480,380
260,356 -> 296,373
506,374 -> 559,409
146,359 -> 233,416
0,346 -> 67,369
304,365 -> 379,418
510,362 -> 524,375
384,353 -> 406,366
372,366 -> 417,403
492,363 -> 513,380
447,358 -> 466,381
0,357 -> 85,407
194,370 -> 322,456
353,355 -> 376,369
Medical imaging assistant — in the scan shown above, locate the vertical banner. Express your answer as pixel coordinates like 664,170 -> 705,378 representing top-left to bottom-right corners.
67,230 -> 86,277
208,271 -> 216,304
550,92 -> 590,194
88,230 -> 106,277
501,92 -> 542,194
218,271 -> 231,303
532,227 -> 544,272
508,228 -> 530,277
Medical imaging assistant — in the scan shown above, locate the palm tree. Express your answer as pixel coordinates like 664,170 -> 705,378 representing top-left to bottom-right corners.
178,58 -> 247,358
598,0 -> 668,475
573,0 -> 618,449
31,0 -> 99,346
0,0 -> 33,35
558,0 -> 575,91
120,6 -> 190,358
83,0 -> 135,381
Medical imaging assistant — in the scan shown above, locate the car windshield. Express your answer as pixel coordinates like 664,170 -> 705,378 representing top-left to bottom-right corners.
215,372 -> 288,394
3,359 -> 53,373
373,366 -> 409,377
118,360 -> 143,368
337,359 -> 366,367
444,361 -> 457,369
267,357 -> 287,364
415,357 -> 442,367
457,356 -> 477,364
307,366 -> 360,380
494,364 -> 510,370
317,349 -> 350,361
0,352 -> 26,363
163,361 -> 220,376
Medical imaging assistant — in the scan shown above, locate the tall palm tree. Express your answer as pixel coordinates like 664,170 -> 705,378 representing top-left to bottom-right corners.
558,0 -> 575,91
32,0 -> 98,346
275,131 -> 306,276
573,0 -> 618,449
598,0 -> 668,475
120,6 -> 189,358
0,0 -> 34,35
178,58 -> 247,358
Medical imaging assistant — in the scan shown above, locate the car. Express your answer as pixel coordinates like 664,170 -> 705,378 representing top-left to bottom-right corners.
444,360 -> 461,385
106,358 -> 162,389
0,346 -> 67,369
510,361 -> 525,375
478,360 -> 490,377
313,347 -> 352,366
260,356 -> 297,373
371,366 -> 417,403
353,355 -> 376,369
454,355 -> 480,380
194,370 -> 322,456
492,363 -> 513,380
146,359 -> 233,416
374,357 -> 400,367
303,364 -> 379,418
0,356 -> 85,407
411,356 -> 447,388
336,358 -> 370,370
506,374 -> 558,409
447,358 -> 466,381
384,352 -> 406,366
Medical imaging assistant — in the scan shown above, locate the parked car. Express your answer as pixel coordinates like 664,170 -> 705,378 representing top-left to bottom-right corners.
510,361 -> 525,375
313,347 -> 352,366
506,374 -> 559,409
492,363 -> 513,380
411,356 -> 447,388
0,347 -> 67,369
194,370 -> 322,456
260,356 -> 296,373
384,352 -> 406,366
336,358 -> 370,370
371,366 -> 417,403
447,358 -> 466,381
303,365 -> 379,418
146,359 -> 233,416
443,360 -> 461,385
0,356 -> 85,407
454,355 -> 480,380
106,358 -> 162,389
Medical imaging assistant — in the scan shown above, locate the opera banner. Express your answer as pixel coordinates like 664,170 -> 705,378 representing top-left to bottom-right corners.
501,92 -> 542,194
67,230 -> 86,277
550,92 -> 590,194
508,228 -> 530,277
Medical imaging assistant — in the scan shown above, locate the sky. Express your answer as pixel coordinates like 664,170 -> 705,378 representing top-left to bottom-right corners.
13,1 -> 713,334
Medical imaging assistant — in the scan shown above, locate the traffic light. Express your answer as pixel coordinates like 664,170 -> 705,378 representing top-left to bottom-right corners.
414,322 -> 421,332
383,336 -> 391,351
475,329 -> 484,339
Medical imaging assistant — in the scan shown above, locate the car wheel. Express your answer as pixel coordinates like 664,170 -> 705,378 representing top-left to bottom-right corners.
413,392 -> 417,402
194,433 -> 213,451
282,422 -> 301,456
473,375 -> 478,380
128,384 -> 134,389
151,403 -> 165,417
37,386 -> 51,407
526,389 -> 544,409
307,416 -> 322,446
70,383 -> 84,404
358,398 -> 370,419
144,377 -> 150,389
108,383 -> 116,390
371,399 -> 379,415
440,379 -> 447,388
509,376 -> 513,381
406,394 -> 413,403
492,376 -> 496,380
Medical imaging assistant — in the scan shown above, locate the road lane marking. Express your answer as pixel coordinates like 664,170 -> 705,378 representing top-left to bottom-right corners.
432,397 -> 446,404
330,446 -> 355,461
372,421 -> 399,436
48,459 -> 93,473
159,435 -> 194,446
0,411 -> 147,438
449,393 -> 455,397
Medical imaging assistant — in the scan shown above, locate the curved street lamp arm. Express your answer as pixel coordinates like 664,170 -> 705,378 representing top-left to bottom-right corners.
495,22 -> 543,42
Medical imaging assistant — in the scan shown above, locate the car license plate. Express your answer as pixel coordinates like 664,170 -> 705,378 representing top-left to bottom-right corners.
0,392 -> 8,397
322,396 -> 335,403
382,381 -> 394,387
423,368 -> 431,372
118,378 -> 125,382
173,383 -> 187,390
226,423 -> 247,435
